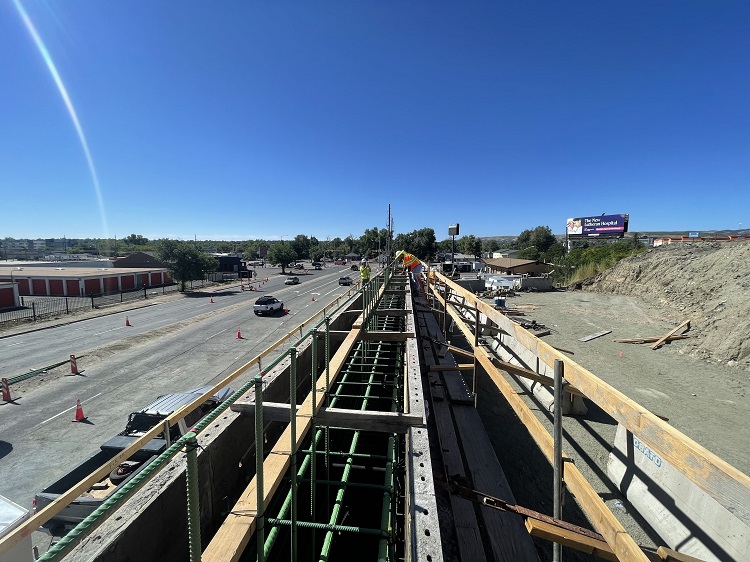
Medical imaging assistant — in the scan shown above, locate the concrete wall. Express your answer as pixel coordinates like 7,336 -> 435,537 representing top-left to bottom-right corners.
608,424 -> 750,562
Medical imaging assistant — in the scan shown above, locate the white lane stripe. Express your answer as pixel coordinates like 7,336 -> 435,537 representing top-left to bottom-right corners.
40,392 -> 103,425
205,329 -> 227,341
96,326 -> 127,335
7,342 -> 24,347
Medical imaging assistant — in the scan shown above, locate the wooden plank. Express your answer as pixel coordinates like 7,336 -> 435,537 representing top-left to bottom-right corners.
613,335 -> 690,344
452,404 -> 540,561
651,319 -> 691,350
656,546 -> 708,562
488,356 -> 584,398
525,518 -> 618,561
433,273 -> 750,529
428,364 -> 474,371
578,330 -> 612,342
360,330 -> 415,341
441,371 -> 474,405
231,402 -> 424,434
422,341 -> 488,561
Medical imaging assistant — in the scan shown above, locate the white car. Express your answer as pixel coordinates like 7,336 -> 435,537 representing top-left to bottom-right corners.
253,296 -> 284,315
285,276 -> 300,285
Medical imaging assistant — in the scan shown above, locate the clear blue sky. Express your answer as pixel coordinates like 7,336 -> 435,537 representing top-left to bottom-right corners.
1,1 -> 748,242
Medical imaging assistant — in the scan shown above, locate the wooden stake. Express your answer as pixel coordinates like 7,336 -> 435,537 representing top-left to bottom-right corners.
651,320 -> 691,350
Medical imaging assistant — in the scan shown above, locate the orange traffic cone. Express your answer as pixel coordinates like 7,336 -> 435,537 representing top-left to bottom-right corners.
311,295 -> 315,302
125,316 -> 131,327
237,329 -> 242,339
210,297 -> 214,303
72,398 -> 87,422
70,355 -> 79,375
2,378 -> 11,402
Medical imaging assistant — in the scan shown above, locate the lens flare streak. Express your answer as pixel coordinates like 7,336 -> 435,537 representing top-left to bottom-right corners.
13,0 -> 109,236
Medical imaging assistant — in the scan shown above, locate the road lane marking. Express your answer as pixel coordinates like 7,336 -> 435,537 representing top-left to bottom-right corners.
96,326 -> 127,335
40,392 -> 103,425
7,341 -> 24,347
205,329 -> 227,341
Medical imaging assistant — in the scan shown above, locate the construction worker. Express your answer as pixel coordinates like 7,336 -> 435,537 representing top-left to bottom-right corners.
359,259 -> 371,283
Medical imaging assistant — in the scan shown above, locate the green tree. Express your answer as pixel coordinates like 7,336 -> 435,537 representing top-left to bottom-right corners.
124,234 -> 149,246
483,239 -> 500,254
458,235 -> 482,259
291,235 -> 311,260
393,228 -> 436,260
267,243 -> 298,273
156,239 -> 218,291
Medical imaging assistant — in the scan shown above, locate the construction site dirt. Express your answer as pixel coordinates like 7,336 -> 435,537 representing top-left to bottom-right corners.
466,242 -> 750,560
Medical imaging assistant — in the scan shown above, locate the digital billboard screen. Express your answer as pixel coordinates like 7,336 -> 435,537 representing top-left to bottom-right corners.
566,214 -> 629,238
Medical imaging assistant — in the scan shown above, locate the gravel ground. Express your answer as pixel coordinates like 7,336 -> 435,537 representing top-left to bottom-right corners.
468,246 -> 750,560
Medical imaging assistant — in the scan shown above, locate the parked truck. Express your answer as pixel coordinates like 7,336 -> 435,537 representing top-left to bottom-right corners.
35,385 -> 231,528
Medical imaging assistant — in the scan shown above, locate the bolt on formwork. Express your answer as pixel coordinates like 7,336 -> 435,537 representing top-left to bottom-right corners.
250,270 -> 410,562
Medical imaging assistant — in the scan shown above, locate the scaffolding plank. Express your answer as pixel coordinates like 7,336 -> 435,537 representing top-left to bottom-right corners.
422,343 -> 487,561
451,404 -> 540,561
231,402 -> 424,434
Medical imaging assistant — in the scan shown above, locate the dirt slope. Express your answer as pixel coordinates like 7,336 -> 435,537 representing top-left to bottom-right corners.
576,241 -> 750,370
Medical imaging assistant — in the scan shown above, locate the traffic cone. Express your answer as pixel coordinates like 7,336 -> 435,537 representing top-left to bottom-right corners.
2,378 -> 11,402
70,355 -> 79,375
237,329 -> 242,339
311,295 -> 315,302
210,297 -> 214,303
125,316 -> 131,327
72,398 -> 87,422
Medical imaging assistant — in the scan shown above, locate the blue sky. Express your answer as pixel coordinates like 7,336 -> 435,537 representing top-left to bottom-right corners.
1,2 -> 748,241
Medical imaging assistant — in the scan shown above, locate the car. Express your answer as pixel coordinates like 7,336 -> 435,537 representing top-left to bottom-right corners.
285,276 -> 300,285
312,262 -> 323,270
292,263 -> 304,270
253,295 -> 284,315
339,276 -> 353,286
351,264 -> 359,271
334,260 -> 346,265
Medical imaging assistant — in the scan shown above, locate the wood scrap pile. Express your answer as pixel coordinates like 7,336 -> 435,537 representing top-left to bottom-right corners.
476,287 -> 516,299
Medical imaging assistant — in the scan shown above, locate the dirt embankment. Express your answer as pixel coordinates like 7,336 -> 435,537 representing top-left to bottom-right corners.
575,241 -> 750,370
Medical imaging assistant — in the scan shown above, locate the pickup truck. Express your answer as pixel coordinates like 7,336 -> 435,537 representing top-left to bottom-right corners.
35,385 -> 231,528
253,295 -> 284,315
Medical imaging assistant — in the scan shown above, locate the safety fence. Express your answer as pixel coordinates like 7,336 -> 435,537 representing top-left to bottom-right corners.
0,284 -> 181,328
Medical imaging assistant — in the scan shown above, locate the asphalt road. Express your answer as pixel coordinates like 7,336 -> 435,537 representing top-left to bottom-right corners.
0,265 -> 360,510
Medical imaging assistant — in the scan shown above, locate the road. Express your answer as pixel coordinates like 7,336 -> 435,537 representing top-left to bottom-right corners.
0,265 -> 360,510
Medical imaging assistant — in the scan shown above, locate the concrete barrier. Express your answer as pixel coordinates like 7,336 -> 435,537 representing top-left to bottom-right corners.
607,424 -> 750,562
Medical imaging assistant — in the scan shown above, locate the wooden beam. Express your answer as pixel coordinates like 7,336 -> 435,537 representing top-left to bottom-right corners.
360,331 -> 415,341
656,546 -> 708,562
525,519 -> 664,562
488,356 -> 584,398
433,271 -> 750,539
231,402 -> 424,434
578,330 -> 612,342
428,363 -> 475,372
613,335 -> 690,344
651,319 -> 690,350
525,518 -> 618,561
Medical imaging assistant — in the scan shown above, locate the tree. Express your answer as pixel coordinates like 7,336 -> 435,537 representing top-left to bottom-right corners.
290,235 -> 311,260
267,243 -> 298,273
124,234 -> 149,246
156,239 -> 218,291
458,235 -> 482,259
483,239 -> 500,254
393,228 -> 436,261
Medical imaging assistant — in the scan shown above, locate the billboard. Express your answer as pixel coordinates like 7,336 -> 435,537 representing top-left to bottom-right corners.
566,214 -> 629,238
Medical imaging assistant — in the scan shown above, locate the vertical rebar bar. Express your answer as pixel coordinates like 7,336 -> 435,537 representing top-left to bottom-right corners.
290,347 -> 298,562
185,432 -> 201,562
255,375 -> 266,562
553,359 -> 564,562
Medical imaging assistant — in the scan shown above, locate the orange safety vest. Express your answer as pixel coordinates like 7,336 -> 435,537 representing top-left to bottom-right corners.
402,253 -> 418,271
